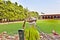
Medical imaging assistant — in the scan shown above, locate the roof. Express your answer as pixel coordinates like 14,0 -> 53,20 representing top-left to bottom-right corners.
40,13 -> 60,16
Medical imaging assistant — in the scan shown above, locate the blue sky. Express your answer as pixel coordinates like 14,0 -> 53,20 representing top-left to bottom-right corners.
11,0 -> 60,14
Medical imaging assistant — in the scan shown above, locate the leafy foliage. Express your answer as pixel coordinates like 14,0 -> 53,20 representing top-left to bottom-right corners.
0,0 -> 39,22
25,26 -> 40,40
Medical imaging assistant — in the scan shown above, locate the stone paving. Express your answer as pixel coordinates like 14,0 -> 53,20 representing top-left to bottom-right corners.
0,31 -> 60,40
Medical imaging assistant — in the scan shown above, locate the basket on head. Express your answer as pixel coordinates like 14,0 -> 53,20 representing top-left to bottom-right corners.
27,17 -> 37,22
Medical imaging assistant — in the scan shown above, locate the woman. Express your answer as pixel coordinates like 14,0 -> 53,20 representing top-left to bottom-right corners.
24,17 -> 40,40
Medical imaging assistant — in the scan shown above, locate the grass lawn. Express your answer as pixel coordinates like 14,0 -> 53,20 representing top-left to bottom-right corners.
37,19 -> 60,34
0,19 -> 60,35
0,22 -> 23,35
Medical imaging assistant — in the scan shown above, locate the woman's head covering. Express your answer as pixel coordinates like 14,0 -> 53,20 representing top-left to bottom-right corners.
28,17 -> 37,25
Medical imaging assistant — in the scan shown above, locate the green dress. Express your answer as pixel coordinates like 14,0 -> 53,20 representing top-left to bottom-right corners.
24,25 -> 40,40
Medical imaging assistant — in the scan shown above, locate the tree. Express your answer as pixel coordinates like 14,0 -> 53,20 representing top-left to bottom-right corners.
0,0 -> 39,22
15,2 -> 18,5
28,11 -> 39,18
0,0 -> 2,1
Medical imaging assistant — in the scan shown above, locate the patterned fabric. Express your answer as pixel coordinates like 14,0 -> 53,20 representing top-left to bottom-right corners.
24,25 -> 40,40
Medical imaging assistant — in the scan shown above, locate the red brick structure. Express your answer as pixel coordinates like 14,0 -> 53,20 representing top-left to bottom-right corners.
40,14 -> 60,19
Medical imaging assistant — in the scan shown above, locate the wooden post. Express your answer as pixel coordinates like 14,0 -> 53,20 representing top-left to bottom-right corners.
18,29 -> 24,40
47,16 -> 48,19
53,16 -> 54,19
44,16 -> 45,19
49,16 -> 51,19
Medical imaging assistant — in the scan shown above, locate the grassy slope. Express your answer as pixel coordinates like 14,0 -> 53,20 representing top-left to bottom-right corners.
0,22 -> 23,35
37,19 -> 60,34
0,19 -> 60,35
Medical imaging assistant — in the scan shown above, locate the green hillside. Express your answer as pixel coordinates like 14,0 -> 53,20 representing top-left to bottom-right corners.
0,20 -> 60,35
0,0 -> 39,22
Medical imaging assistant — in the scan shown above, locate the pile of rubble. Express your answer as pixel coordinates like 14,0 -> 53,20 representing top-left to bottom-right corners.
0,31 -> 60,40
40,31 -> 60,40
0,31 -> 19,40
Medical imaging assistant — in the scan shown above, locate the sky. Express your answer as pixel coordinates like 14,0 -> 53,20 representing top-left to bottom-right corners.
11,0 -> 60,14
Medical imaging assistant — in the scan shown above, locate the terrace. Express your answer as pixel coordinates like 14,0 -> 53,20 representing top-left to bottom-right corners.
40,13 -> 60,19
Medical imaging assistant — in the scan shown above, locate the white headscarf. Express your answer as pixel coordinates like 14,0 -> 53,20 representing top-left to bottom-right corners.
29,17 -> 37,27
